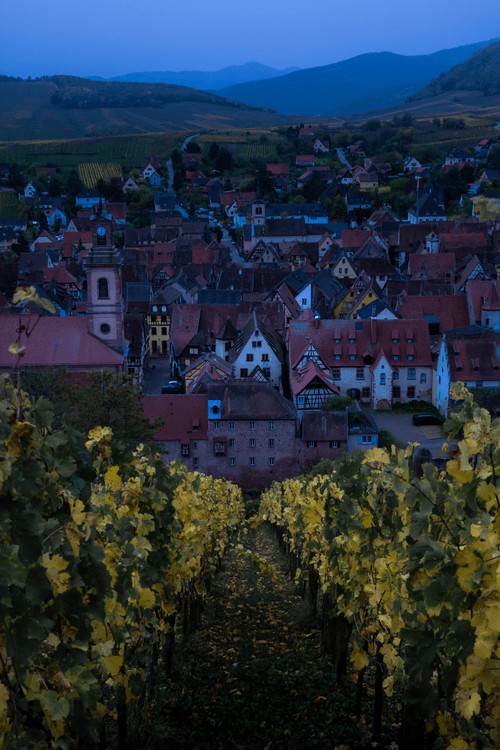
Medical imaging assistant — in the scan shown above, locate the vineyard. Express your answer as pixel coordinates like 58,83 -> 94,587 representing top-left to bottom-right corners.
259,381 -> 500,750
77,162 -> 122,189
0,131 -> 191,173
237,142 -> 280,159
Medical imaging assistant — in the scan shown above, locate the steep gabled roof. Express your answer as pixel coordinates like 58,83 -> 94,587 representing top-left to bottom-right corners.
291,360 -> 339,396
169,304 -> 202,356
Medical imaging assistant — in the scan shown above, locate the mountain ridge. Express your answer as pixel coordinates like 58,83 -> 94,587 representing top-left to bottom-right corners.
87,62 -> 300,91
215,39 -> 500,116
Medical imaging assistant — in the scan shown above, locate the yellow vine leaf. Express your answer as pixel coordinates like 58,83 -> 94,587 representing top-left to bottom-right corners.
362,447 -> 390,465
457,690 -> 481,720
42,553 -> 71,595
446,740 -> 469,750
350,647 -> 369,671
103,655 -> 123,677
104,466 -> 121,491
138,588 -> 156,609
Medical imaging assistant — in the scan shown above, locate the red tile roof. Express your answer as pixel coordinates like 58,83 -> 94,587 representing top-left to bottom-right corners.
291,359 -> 339,395
0,317 -> 124,371
445,338 -> 500,383
466,280 -> 500,322
397,295 -> 470,331
340,229 -> 370,249
408,253 -> 456,279
287,318 -> 432,370
142,395 -> 208,441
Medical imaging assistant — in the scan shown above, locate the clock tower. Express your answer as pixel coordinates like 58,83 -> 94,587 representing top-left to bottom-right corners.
86,212 -> 126,352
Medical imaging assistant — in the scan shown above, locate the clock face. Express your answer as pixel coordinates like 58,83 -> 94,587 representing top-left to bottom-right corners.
97,227 -> 106,236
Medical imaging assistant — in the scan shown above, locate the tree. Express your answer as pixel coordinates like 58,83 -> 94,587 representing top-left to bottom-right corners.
214,226 -> 223,243
68,370 -> 165,444
185,140 -> 201,153
48,175 -> 61,197
208,142 -> 220,161
11,232 -> 30,254
362,119 -> 382,131
202,225 -> 212,244
173,170 -> 183,192
171,149 -> 182,167
215,148 -> 232,173
66,169 -> 83,197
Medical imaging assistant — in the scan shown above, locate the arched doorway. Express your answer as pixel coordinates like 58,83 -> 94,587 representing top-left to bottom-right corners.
377,399 -> 391,410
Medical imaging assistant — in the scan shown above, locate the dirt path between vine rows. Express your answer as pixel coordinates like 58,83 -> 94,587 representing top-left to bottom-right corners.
142,526 -> 388,750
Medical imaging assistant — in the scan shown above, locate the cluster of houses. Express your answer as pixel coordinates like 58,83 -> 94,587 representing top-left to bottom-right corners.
0,133 -> 500,488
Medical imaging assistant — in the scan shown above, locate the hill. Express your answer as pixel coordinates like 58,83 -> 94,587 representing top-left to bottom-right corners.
408,41 -> 500,102
216,39 -> 500,116
103,62 -> 300,90
0,75 -> 306,140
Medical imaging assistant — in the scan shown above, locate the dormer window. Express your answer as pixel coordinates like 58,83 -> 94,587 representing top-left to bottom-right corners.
211,405 -> 219,415
349,338 -> 355,344
407,338 -> 413,344
334,338 -> 340,343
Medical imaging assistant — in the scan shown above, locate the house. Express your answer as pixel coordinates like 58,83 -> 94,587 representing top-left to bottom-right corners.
266,163 -> 290,180
333,272 -> 383,319
475,138 -> 493,153
435,330 -> 500,415
47,208 -> 67,229
347,400 -> 379,451
76,189 -> 103,209
291,359 -> 339,413
296,155 -> 315,168
301,410 -> 346,457
142,163 -> 159,181
287,317 -> 433,409
148,170 -> 162,187
313,138 -> 330,153
445,148 -> 476,166
228,311 -> 284,387
0,228 -> 17,254
345,192 -> 371,213
403,156 -> 421,173
122,175 -> 140,192
408,194 -> 447,224
23,182 -> 38,198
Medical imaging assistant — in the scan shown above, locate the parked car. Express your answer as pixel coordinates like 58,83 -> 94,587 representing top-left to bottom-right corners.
161,380 -> 183,394
412,413 -> 444,426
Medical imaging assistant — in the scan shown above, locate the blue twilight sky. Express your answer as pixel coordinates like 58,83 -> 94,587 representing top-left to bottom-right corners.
2,0 -> 500,79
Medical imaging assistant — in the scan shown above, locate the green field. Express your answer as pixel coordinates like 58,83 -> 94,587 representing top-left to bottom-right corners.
0,131 -> 193,174
0,190 -> 19,218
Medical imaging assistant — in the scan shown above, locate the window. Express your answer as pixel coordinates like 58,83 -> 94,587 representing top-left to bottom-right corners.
252,340 -> 262,348
190,348 -> 197,355
362,435 -> 373,444
302,298 -> 307,305
181,444 -> 189,456
214,441 -> 226,455
393,367 -> 399,380
230,422 -> 234,430
334,338 -> 340,344
393,386 -> 401,398
308,440 -> 316,448
262,368 -> 270,378
350,355 -> 355,361
392,338 -> 398,344
193,458 -> 198,468
100,323 -> 110,334
214,422 -> 219,430
408,368 -> 416,380
98,278 -> 109,299
250,439 -> 255,447
408,355 -> 414,361
476,381 -> 483,388
330,440 -> 339,448
349,338 -> 355,344
151,327 -> 157,336
152,306 -> 158,312
407,338 -> 413,344
161,327 -> 167,335
380,373 -> 386,385
240,368 -> 248,377
407,386 -> 416,398
269,439 -> 274,447
250,457 -> 255,466
332,368 -> 340,379
255,206 -> 263,215
246,353 -> 254,362
269,422 -> 274,430
356,368 -> 364,380
269,458 -> 274,466
393,355 -> 399,361
229,439 -> 235,447
335,354 -> 341,361
346,302 -> 351,309
420,373 -> 426,384
362,387 -> 370,398
250,422 -> 255,430
261,353 -> 269,361
230,458 -> 235,466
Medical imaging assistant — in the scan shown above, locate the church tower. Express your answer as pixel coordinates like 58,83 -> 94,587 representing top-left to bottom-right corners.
86,208 -> 126,351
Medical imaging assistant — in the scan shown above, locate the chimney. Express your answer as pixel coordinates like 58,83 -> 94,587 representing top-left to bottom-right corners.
314,318 -> 319,329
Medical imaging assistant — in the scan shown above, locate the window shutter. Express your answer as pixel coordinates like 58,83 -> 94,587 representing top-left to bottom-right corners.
358,436 -> 362,445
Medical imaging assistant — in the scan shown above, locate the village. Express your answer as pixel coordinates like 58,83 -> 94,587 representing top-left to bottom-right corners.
1,122 -> 500,489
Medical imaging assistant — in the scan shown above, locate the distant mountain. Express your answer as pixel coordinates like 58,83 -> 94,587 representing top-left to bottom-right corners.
103,62 -> 300,91
216,39 -> 500,116
0,75 -> 288,141
408,41 -> 500,102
